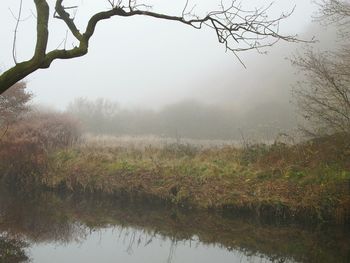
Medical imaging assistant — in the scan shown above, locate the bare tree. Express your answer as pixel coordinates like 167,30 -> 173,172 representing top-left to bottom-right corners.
292,0 -> 350,136
0,0 -> 300,94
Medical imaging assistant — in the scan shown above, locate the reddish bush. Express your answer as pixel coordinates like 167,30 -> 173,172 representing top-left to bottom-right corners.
0,112 -> 81,184
0,82 -> 32,141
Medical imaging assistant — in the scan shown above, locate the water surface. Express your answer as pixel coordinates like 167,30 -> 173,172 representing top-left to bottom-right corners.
0,189 -> 349,263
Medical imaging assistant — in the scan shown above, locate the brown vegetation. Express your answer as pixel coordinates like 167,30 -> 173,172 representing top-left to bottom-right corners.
0,111 -> 80,185
0,102 -> 348,224
36,133 -> 350,224
0,82 -> 32,140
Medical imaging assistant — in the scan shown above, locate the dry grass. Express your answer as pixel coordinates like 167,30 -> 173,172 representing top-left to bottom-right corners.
41,133 -> 350,224
1,127 -> 349,223
81,134 -> 242,149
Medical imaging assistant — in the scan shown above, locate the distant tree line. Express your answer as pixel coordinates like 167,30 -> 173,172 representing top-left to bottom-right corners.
67,98 -> 296,140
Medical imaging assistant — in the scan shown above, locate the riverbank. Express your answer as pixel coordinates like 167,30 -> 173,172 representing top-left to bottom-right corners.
1,129 -> 349,224
37,134 -> 349,224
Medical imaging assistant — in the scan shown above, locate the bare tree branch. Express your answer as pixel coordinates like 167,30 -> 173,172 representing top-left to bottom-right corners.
11,0 -> 24,64
0,0 -> 303,94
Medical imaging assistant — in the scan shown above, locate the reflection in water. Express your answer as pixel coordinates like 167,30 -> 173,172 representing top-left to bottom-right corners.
0,187 -> 349,263
0,234 -> 28,263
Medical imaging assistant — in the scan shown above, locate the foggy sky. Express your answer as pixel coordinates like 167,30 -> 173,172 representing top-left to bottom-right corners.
0,0 -> 318,110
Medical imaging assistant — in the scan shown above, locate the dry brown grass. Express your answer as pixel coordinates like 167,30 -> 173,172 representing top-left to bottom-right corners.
42,133 -> 350,223
1,125 -> 349,223
81,134 -> 242,149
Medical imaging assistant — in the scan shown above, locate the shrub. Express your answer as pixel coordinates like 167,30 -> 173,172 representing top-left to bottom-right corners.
0,82 -> 32,142
0,112 -> 81,185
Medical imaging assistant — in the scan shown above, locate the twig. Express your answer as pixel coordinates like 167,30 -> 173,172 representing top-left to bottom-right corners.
11,0 -> 24,64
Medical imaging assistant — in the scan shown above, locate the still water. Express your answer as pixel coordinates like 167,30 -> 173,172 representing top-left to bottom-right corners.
0,188 -> 349,263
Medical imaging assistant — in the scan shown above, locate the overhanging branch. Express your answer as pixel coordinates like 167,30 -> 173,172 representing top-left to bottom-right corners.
0,0 -> 305,94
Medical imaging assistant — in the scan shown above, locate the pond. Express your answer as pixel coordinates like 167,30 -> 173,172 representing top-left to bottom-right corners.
0,188 -> 349,263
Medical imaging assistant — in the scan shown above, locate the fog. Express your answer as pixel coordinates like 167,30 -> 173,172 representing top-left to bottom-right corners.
0,0 -> 340,139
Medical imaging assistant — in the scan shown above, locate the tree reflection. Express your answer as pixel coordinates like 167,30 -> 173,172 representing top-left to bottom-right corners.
0,188 -> 349,263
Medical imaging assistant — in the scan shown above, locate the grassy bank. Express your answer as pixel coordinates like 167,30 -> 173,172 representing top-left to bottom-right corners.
37,134 -> 350,224
0,114 -> 349,224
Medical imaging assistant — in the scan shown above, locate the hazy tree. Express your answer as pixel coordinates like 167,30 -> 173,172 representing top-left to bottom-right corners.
68,97 -> 120,120
0,0 -> 300,93
67,97 -> 121,134
292,0 -> 350,135
0,82 -> 32,137
67,97 -> 295,140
